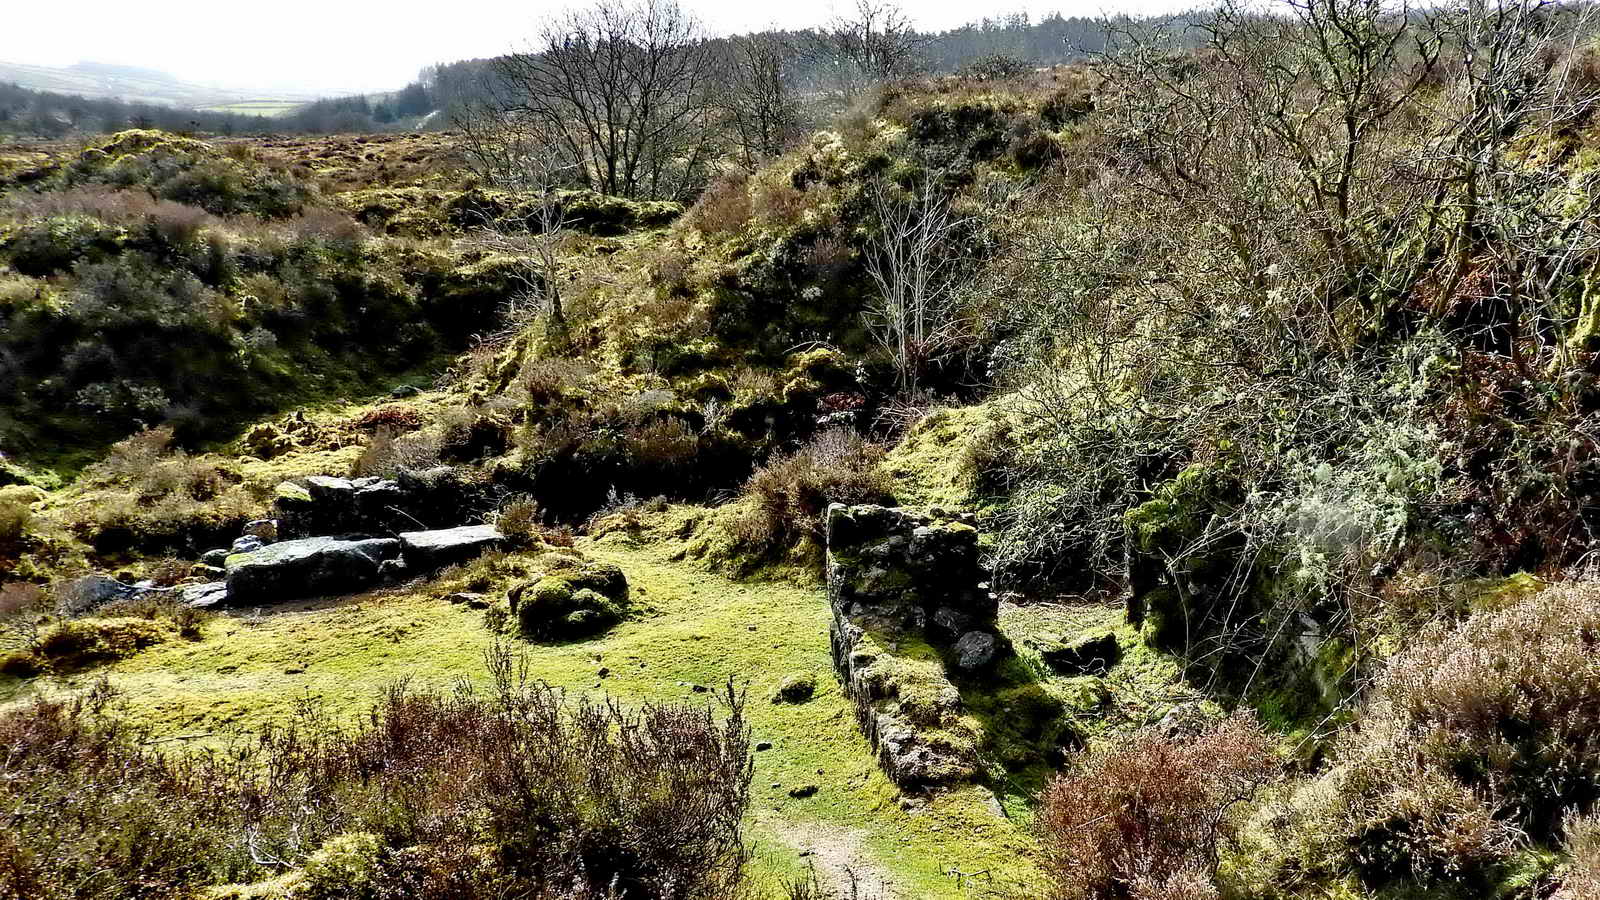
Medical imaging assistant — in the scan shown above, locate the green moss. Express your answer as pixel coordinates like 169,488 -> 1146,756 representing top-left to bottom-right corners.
879,405 -> 993,509
295,832 -> 383,900
1124,464 -> 1238,555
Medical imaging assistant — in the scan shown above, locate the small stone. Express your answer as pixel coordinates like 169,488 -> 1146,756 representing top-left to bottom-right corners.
231,536 -> 265,555
598,666 -> 610,678
444,592 -> 484,605
201,548 -> 230,568
378,558 -> 409,582
953,631 -> 1000,672
770,782 -> 782,789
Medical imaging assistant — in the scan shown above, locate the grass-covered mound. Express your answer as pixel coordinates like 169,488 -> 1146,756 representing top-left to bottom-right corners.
0,131 -> 522,467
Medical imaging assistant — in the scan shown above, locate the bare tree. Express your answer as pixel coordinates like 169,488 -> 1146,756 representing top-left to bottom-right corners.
808,0 -> 927,99
862,177 -> 971,395
454,111 -> 574,334
719,33 -> 804,169
1417,0 -> 1600,366
468,0 -> 719,201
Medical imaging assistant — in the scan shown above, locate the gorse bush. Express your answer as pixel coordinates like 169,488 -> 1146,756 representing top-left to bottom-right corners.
0,645 -> 753,899
1035,712 -> 1276,900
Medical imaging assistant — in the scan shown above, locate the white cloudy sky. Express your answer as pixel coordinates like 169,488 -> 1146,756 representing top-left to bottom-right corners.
0,0 -> 1176,96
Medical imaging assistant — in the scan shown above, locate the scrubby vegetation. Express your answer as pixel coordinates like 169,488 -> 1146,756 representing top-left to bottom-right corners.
0,648 -> 752,900
0,130 -> 511,466
12,0 -> 1600,895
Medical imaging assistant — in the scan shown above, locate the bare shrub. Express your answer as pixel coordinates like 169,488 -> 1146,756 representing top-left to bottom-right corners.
93,425 -> 178,484
688,173 -> 753,236
734,428 -> 893,553
862,177 -> 974,394
1035,712 -> 1276,900
353,427 -> 443,479
494,495 -> 545,548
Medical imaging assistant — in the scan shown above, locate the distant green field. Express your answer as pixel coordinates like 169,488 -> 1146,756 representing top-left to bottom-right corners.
199,100 -> 305,117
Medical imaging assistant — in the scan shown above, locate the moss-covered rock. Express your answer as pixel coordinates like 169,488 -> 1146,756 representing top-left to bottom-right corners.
508,558 -> 630,640
773,672 -> 817,704
1123,464 -> 1246,648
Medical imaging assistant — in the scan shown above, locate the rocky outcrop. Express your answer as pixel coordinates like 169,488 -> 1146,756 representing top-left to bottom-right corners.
206,523 -> 505,608
272,469 -> 488,540
824,503 -> 1007,789
225,537 -> 402,605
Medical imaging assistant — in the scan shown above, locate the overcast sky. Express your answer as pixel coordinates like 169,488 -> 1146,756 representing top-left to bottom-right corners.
0,0 -> 1174,97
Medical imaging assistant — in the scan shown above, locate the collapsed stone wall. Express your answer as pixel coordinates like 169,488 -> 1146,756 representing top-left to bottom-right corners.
824,503 -> 1006,789
273,468 -> 489,539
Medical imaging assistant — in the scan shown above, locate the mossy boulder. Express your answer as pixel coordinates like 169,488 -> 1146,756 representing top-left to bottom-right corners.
508,559 -> 630,640
1123,464 -> 1247,647
1039,629 -> 1121,676
773,672 -> 817,704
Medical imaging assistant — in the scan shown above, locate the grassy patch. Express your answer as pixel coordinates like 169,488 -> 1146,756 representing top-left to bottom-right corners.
1,537 -> 1039,898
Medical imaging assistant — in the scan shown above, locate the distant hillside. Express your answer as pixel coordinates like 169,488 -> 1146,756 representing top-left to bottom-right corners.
0,60 -> 314,114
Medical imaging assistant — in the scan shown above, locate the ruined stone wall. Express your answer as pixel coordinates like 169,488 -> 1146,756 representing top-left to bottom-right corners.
824,503 -> 1005,789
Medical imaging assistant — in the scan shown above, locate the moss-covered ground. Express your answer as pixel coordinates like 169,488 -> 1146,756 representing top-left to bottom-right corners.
0,533 -> 1050,898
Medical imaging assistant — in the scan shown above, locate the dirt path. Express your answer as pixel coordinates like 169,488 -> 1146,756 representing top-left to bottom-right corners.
768,819 -> 902,899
